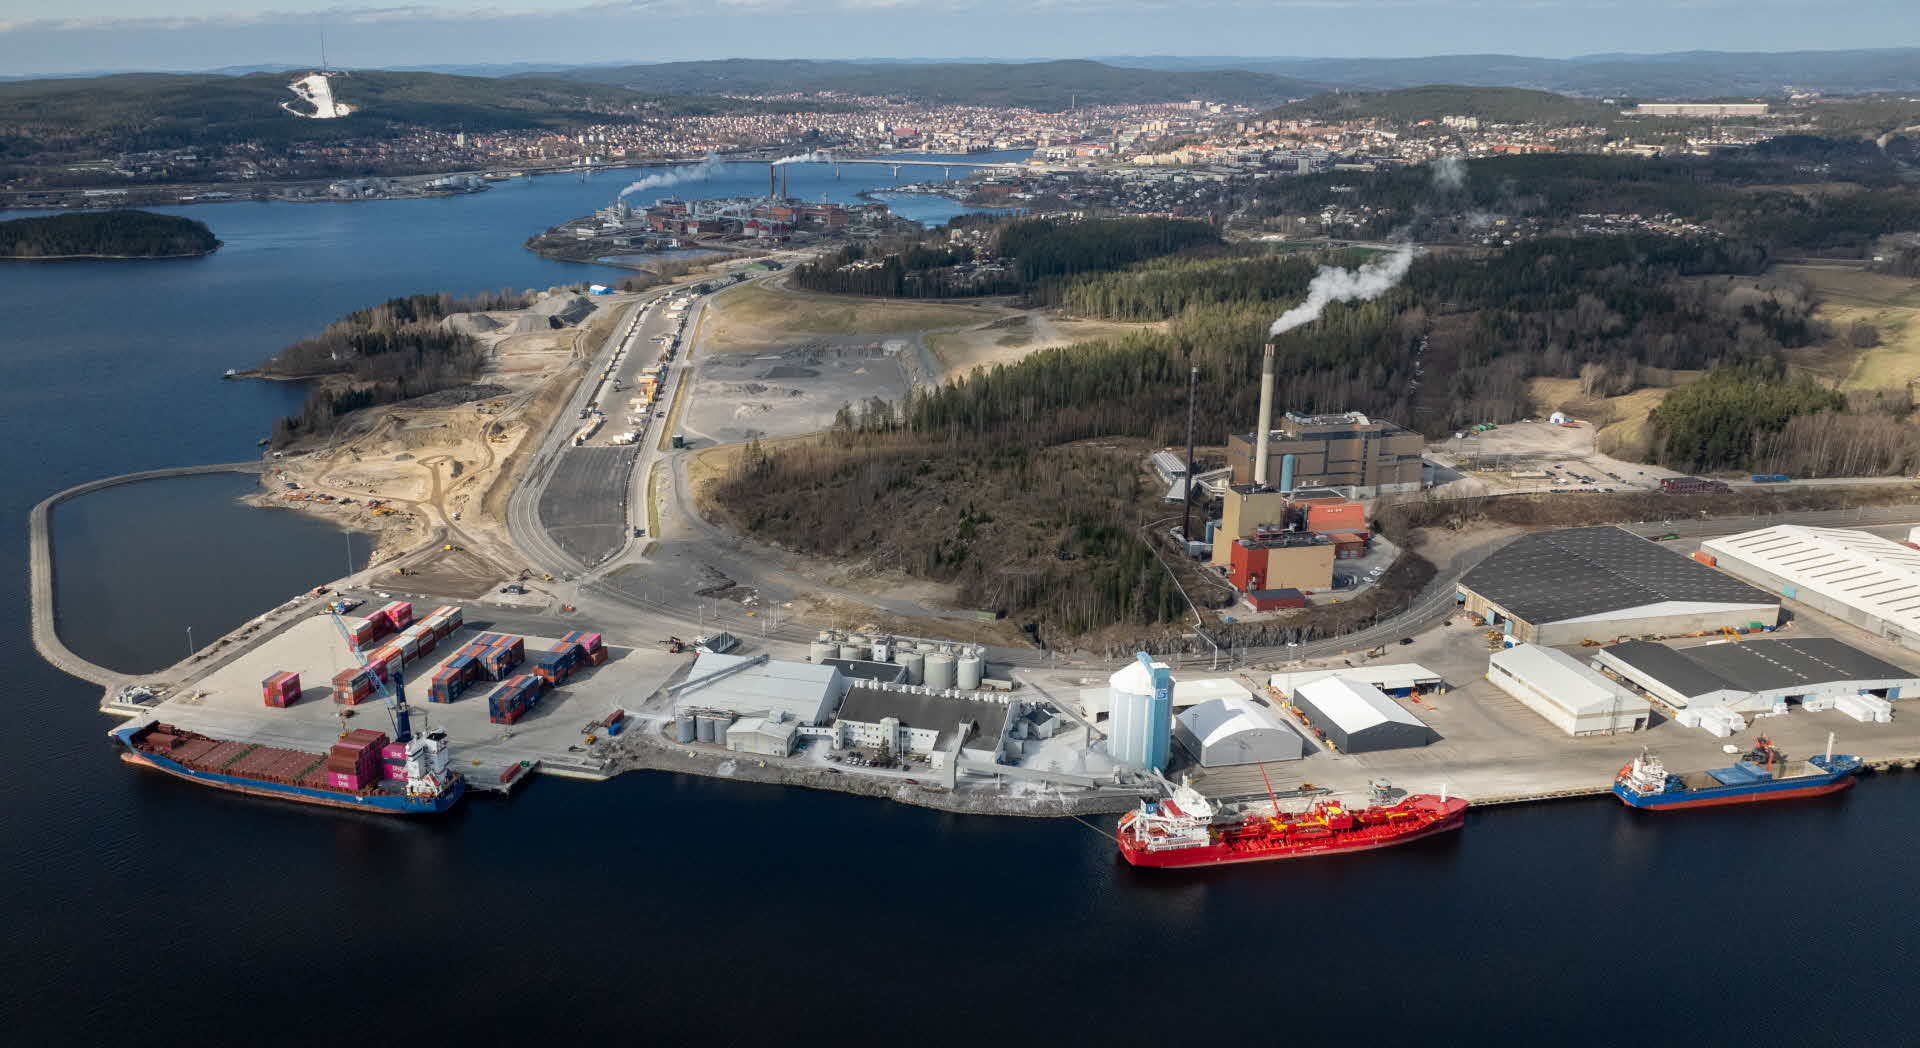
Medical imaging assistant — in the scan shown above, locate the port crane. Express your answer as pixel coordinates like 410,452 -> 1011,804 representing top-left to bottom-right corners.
327,609 -> 458,799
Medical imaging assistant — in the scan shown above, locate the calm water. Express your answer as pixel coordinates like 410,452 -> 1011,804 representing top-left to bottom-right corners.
4,156 -> 1919,1042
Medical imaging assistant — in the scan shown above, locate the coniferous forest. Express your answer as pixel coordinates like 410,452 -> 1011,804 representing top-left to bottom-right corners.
0,209 -> 219,258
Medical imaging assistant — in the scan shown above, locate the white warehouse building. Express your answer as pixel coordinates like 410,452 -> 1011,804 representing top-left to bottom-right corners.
1173,697 -> 1308,766
1701,526 -> 1920,653
1487,643 -> 1650,736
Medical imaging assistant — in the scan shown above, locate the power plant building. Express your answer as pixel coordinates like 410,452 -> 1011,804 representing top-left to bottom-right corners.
1592,638 -> 1919,713
1289,676 -> 1435,753
1457,526 -> 1779,646
1106,656 -> 1173,771
1174,697 -> 1308,766
1226,411 -> 1425,497
1486,643 -> 1650,736
1699,526 -> 1920,653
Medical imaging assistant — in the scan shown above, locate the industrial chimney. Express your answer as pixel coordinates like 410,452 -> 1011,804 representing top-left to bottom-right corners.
1253,343 -> 1276,488
780,166 -> 788,200
768,163 -> 777,201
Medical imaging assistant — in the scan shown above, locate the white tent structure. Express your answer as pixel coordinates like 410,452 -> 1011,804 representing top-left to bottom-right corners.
1174,697 -> 1307,766
1487,644 -> 1650,736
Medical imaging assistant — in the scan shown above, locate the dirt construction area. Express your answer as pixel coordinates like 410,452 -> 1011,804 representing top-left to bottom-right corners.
1425,419 -> 1688,498
680,342 -> 913,444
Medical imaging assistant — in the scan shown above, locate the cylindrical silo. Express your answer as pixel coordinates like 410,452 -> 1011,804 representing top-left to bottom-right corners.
838,642 -> 864,661
924,651 -> 957,691
957,649 -> 984,690
675,710 -> 696,743
1106,658 -> 1172,771
809,638 -> 835,663
695,714 -> 716,743
870,635 -> 891,663
893,649 -> 925,685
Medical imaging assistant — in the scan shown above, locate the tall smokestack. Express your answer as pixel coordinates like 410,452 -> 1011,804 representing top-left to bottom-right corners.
1253,344 -> 1275,488
1183,365 -> 1198,544
780,166 -> 788,200
769,163 -> 777,201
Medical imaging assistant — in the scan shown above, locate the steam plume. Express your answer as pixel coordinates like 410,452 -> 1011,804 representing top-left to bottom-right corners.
1431,154 -> 1466,191
1268,246 -> 1415,336
616,154 -> 718,199
771,150 -> 829,165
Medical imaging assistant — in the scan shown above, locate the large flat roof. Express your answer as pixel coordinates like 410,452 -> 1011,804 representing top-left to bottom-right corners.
1602,637 -> 1918,696
1461,526 -> 1777,625
837,686 -> 1010,751
677,653 -> 841,723
1703,525 -> 1920,637
1489,643 -> 1649,716
1270,663 -> 1444,694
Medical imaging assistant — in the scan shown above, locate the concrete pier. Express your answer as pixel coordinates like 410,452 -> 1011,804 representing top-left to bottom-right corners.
28,461 -> 265,693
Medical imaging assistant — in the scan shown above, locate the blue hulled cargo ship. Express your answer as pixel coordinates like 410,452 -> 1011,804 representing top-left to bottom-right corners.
1614,737 -> 1861,811
115,721 -> 465,815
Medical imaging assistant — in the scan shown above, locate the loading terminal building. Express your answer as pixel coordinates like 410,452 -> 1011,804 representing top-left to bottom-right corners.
1270,663 -> 1446,700
1486,643 -> 1650,735
1457,526 -> 1779,646
1287,676 -> 1436,753
1173,697 -> 1308,766
674,653 -> 848,726
1592,637 -> 1919,713
1700,526 -> 1920,653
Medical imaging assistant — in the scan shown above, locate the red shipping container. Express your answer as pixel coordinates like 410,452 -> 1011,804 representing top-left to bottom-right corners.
588,649 -> 608,667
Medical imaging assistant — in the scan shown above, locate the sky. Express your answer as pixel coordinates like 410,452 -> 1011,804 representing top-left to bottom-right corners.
0,1 -> 1916,77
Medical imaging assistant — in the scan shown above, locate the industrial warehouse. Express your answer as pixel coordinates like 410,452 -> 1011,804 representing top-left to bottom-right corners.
1592,638 -> 1919,714
1286,676 -> 1436,753
1487,643 -> 1650,736
1457,526 -> 1780,646
1700,526 -> 1920,653
1174,696 -> 1307,766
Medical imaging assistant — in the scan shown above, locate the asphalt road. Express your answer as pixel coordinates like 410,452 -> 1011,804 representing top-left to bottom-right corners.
537,445 -> 640,565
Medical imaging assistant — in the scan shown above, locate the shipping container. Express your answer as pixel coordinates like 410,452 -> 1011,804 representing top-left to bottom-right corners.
378,601 -> 414,630
1751,474 -> 1791,484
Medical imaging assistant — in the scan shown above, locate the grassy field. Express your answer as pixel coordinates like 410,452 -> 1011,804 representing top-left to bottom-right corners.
925,313 -> 1156,380
1776,265 -> 1920,393
1527,374 -> 1700,462
705,284 -> 995,349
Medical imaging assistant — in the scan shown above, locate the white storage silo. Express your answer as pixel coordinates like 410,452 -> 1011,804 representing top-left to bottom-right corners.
1107,654 -> 1173,771
893,648 -> 926,685
924,651 -> 957,691
957,648 -> 985,690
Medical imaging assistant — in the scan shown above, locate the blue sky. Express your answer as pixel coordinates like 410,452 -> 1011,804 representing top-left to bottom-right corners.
1,1 -> 1915,77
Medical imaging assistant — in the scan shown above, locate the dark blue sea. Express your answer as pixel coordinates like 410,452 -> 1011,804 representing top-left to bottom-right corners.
4,157 -> 1918,1044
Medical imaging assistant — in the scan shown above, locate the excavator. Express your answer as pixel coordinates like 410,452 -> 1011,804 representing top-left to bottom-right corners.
660,637 -> 687,654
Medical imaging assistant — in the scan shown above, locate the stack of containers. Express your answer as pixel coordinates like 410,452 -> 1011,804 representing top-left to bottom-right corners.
379,742 -> 410,781
561,630 -> 608,668
418,605 -> 464,643
531,643 -> 582,686
604,709 -> 626,736
377,600 -> 414,632
487,674 -> 547,725
331,666 -> 377,705
346,614 -> 386,649
481,635 -> 525,681
325,729 -> 389,789
428,654 -> 480,703
261,671 -> 301,708
394,620 -> 436,662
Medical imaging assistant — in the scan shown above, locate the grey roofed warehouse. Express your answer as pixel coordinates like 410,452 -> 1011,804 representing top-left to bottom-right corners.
1594,637 -> 1920,713
1457,526 -> 1779,646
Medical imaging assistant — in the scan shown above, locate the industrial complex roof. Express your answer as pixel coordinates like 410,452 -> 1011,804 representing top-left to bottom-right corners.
1174,697 -> 1304,765
1082,675 -> 1249,717
1602,638 -> 1917,697
837,686 -> 1011,751
1270,663 -> 1444,695
676,653 -> 843,725
1488,644 -> 1649,716
1292,677 -> 1425,733
1460,526 -> 1776,625
1703,526 -> 1920,637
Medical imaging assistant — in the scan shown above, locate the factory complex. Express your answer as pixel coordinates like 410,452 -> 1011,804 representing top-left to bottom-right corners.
1700,525 -> 1920,654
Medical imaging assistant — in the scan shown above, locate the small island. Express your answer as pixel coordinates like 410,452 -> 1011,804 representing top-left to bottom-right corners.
0,209 -> 221,260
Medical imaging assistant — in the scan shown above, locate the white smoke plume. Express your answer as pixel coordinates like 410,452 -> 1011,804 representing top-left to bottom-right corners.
1431,154 -> 1466,191
616,154 -> 718,200
1268,246 -> 1416,336
771,150 -> 829,166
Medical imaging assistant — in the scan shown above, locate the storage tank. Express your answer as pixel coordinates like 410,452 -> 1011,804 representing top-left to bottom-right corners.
675,710 -> 696,744
893,649 -> 925,685
1106,654 -> 1172,771
956,648 -> 984,690
838,642 -> 864,661
870,635 -> 892,663
695,713 -> 716,743
924,651 -> 957,691
809,638 -> 835,663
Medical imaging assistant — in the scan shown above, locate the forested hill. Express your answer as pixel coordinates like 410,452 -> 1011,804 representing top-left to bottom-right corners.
1260,85 -> 1616,126
530,59 -> 1319,110
0,210 -> 218,258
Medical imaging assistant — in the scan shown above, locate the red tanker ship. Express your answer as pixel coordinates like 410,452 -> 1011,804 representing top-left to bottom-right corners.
1117,778 -> 1467,868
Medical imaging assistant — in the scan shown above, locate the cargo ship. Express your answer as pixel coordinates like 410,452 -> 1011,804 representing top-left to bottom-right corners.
115,721 -> 465,815
1614,736 -> 1861,811
1117,779 -> 1468,868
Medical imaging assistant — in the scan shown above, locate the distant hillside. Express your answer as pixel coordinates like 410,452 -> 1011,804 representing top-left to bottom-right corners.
1102,48 -> 1920,98
0,210 -> 218,258
531,59 -> 1319,110
0,70 -> 832,159
1260,85 -> 1616,126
